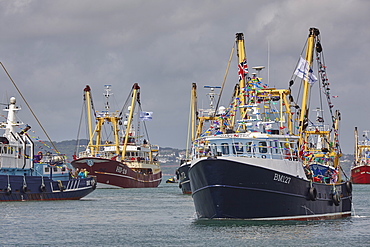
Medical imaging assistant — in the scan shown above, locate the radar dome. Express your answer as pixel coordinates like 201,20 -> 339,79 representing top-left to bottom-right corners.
10,97 -> 16,104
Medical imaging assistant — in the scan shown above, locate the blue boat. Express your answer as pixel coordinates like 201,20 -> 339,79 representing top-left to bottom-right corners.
0,97 -> 96,201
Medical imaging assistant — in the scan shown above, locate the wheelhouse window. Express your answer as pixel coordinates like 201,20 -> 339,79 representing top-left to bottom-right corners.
221,143 -> 229,155
210,143 -> 218,156
246,142 -> 252,153
270,140 -> 279,154
259,141 -> 267,153
233,142 -> 244,154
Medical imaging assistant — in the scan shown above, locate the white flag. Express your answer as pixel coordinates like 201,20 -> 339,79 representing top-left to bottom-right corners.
294,57 -> 317,84
140,111 -> 153,121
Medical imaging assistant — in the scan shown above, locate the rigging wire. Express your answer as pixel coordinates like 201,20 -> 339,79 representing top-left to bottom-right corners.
119,87 -> 134,118
214,42 -> 235,117
185,86 -> 194,160
75,99 -> 86,156
138,102 -> 150,144
0,62 -> 59,154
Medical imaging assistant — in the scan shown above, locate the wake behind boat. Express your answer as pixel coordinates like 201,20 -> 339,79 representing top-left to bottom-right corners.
188,28 -> 352,220
71,84 -> 162,188
351,127 -> 370,183
0,97 -> 96,201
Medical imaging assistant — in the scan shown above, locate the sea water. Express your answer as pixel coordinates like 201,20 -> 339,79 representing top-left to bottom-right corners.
1,179 -> 370,246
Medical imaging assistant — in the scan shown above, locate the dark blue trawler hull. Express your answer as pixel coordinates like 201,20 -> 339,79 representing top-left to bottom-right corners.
178,161 -> 191,194
0,174 -> 96,201
189,158 -> 352,220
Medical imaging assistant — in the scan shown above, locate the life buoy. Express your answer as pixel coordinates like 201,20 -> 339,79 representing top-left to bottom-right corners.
332,192 -> 341,206
5,186 -> 11,196
345,181 -> 352,194
308,187 -> 317,201
39,184 -> 46,192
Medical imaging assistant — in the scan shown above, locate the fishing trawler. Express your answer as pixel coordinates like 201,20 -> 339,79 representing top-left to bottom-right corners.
177,160 -> 191,193
0,97 -> 96,201
178,84 -> 223,194
351,127 -> 370,183
71,84 -> 162,188
188,28 -> 352,220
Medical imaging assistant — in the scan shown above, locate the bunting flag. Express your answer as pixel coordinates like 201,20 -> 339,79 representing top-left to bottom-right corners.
140,111 -> 153,121
238,58 -> 248,81
294,56 -> 317,84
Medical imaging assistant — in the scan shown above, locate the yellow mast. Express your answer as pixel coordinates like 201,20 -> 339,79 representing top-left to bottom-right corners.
191,83 -> 197,142
84,85 -> 122,157
332,110 -> 342,167
121,83 -> 140,160
298,28 -> 318,145
84,85 -> 96,155
229,84 -> 240,132
236,33 -> 248,120
354,127 -> 359,165
281,90 -> 293,133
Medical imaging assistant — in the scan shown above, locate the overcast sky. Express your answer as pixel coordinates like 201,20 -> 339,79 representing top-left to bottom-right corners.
0,0 -> 369,154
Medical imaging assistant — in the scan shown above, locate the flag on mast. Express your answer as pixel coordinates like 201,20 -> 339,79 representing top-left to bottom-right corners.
140,111 -> 153,121
238,58 -> 248,81
294,57 -> 317,84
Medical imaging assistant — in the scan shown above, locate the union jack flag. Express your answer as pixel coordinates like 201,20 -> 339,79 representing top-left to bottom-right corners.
238,58 -> 248,81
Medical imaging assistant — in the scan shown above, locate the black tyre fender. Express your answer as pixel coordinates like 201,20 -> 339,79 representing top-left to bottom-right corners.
308,187 -> 317,201
91,179 -> 97,190
332,192 -> 341,206
5,186 -> 12,196
345,181 -> 352,194
39,184 -> 46,192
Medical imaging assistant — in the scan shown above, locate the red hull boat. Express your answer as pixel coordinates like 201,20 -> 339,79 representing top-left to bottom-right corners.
352,127 -> 370,184
72,157 -> 162,188
72,84 -> 162,188
351,165 -> 370,184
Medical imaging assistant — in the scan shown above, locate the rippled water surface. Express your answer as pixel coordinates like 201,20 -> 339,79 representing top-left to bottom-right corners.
2,180 -> 370,246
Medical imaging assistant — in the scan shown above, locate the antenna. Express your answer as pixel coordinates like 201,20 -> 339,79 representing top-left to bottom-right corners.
252,66 -> 265,78
204,86 -> 221,110
104,84 -> 112,111
364,130 -> 369,140
267,40 -> 270,84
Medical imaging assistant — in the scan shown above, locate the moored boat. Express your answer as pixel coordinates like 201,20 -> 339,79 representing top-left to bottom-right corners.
71,84 -> 162,188
351,127 -> 370,184
188,28 -> 352,220
0,97 -> 96,201
177,160 -> 191,194
178,83 -> 224,194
